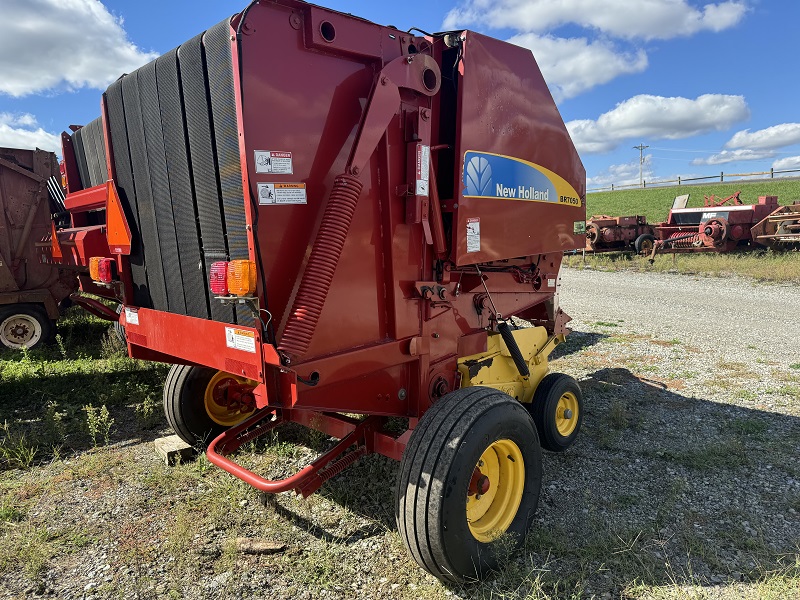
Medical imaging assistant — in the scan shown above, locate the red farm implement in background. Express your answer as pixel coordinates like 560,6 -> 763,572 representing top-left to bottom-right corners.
51,0 -> 587,581
0,147 -> 77,349
585,214 -> 656,254
751,200 -> 800,249
650,191 -> 779,256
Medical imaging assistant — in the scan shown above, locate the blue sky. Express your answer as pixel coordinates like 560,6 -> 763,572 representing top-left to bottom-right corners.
1,0 -> 797,191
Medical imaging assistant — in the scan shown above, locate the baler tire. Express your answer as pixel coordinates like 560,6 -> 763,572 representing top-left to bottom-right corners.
530,373 -> 583,452
0,304 -> 53,350
635,233 -> 656,255
395,386 -> 542,583
163,365 -> 228,447
113,305 -> 126,345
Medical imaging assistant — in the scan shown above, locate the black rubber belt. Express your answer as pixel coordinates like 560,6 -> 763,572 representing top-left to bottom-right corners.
156,48 -> 210,320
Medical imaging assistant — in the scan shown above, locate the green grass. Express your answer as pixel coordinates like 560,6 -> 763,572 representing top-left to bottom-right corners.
0,308 -> 168,467
587,179 -> 800,223
565,249 -> 800,282
658,439 -> 750,471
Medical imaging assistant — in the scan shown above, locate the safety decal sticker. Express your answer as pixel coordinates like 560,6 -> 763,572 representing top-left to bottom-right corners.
255,151 -> 293,174
124,307 -> 139,326
258,182 -> 307,205
416,144 -> 430,197
574,220 -> 586,234
225,327 -> 256,353
462,151 -> 582,207
466,217 -> 481,253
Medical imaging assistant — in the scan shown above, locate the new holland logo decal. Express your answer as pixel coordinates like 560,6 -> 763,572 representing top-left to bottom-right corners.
462,151 -> 581,207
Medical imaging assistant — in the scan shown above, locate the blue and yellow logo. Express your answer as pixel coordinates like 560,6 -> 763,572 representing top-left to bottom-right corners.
462,151 -> 581,207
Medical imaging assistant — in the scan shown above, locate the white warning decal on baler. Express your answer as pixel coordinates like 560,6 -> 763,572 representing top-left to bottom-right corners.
254,151 -> 293,174
225,327 -> 256,353
258,183 -> 307,205
466,217 -> 480,253
124,307 -> 139,326
416,144 -> 430,197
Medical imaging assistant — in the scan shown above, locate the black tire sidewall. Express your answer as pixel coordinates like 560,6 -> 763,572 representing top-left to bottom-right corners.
440,400 -> 542,579
164,365 -> 227,446
0,304 -> 53,349
534,374 -> 583,452
635,233 -> 656,254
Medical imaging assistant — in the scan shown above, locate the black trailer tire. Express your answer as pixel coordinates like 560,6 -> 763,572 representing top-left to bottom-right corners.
163,365 -> 255,446
635,233 -> 656,255
113,305 -> 126,344
530,373 -> 583,452
396,386 -> 542,583
0,304 -> 53,350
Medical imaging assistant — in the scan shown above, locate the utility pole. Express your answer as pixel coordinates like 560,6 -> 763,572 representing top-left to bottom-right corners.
633,143 -> 649,188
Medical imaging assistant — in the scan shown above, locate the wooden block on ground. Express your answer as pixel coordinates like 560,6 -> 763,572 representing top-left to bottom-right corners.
155,435 -> 195,466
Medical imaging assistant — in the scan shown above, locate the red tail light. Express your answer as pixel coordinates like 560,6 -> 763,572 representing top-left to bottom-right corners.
59,160 -> 67,190
209,261 -> 229,295
89,257 -> 115,284
97,258 -> 114,284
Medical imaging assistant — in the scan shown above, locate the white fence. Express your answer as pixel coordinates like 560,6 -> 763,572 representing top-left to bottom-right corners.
588,167 -> 800,193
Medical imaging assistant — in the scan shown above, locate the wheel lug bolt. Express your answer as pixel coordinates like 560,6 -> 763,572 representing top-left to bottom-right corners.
563,409 -> 573,419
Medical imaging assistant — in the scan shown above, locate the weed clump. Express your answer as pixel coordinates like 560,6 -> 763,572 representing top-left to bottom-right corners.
83,405 -> 114,447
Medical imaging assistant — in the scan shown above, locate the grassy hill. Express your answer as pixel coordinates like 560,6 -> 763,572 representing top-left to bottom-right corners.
587,178 -> 800,223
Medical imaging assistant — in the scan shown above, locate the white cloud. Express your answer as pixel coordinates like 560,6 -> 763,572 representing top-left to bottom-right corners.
444,0 -> 748,40
0,113 -> 61,154
691,149 -> 775,165
0,0 -> 158,96
725,123 -> 800,150
508,33 -> 647,100
773,156 -> 800,171
567,94 -> 750,154
587,158 -> 654,188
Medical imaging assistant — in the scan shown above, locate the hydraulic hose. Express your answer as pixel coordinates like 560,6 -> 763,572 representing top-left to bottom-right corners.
498,321 -> 530,378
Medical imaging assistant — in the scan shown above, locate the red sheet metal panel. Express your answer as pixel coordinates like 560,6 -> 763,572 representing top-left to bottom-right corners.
452,33 -> 586,265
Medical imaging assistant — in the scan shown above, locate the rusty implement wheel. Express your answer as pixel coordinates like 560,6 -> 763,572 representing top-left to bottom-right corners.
164,365 -> 257,446
396,386 -> 542,582
634,233 -> 656,256
529,373 -> 583,452
0,304 -> 52,350
700,217 -> 729,247
585,224 -> 600,250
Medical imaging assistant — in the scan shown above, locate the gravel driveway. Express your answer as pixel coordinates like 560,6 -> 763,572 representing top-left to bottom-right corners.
559,268 -> 800,357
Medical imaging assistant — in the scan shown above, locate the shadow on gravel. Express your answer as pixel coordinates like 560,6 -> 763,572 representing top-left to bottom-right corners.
551,330 -> 608,360
519,366 -> 800,597
261,492 -> 387,544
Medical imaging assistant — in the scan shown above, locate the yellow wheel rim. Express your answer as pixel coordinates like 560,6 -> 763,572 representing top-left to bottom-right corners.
555,392 -> 579,437
466,439 -> 525,543
203,371 -> 257,427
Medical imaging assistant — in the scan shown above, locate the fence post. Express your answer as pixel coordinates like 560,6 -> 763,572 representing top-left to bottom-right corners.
611,184 -> 614,191
678,176 -> 681,185
771,168 -> 774,178
643,180 -> 647,188
720,171 -> 724,182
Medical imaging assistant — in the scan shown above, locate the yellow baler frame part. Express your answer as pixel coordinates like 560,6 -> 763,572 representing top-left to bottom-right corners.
457,326 -> 565,403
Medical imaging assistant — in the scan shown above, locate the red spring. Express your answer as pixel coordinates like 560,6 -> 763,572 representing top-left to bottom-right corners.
668,231 -> 701,248
278,174 -> 363,360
